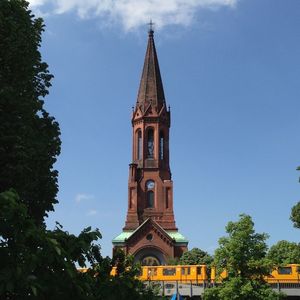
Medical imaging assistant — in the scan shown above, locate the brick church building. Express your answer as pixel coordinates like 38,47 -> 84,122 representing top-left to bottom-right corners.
112,27 -> 188,265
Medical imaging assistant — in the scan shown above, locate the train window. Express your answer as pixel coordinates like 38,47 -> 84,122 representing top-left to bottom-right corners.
181,267 -> 190,275
278,267 -> 292,275
197,267 -> 202,275
163,268 -> 176,276
297,266 -> 300,274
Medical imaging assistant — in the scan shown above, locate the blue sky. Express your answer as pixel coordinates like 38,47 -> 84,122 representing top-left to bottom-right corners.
29,0 -> 300,257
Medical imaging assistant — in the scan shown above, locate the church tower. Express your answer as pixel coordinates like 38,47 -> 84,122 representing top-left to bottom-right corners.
112,27 -> 188,265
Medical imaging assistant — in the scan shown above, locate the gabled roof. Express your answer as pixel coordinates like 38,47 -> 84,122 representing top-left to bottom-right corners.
112,218 -> 188,245
136,29 -> 166,113
126,218 -> 173,243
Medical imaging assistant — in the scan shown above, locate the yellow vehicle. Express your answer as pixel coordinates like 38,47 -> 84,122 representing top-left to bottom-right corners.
80,264 -> 300,285
266,264 -> 300,284
210,264 -> 300,285
110,267 -> 117,276
109,265 -> 207,283
78,268 -> 89,273
139,265 -> 208,283
210,267 -> 227,284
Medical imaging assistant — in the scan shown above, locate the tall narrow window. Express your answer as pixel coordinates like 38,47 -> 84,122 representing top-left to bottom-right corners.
166,188 -> 170,209
159,131 -> 164,160
147,191 -> 154,208
137,130 -> 142,160
129,188 -> 134,209
147,129 -> 154,158
146,180 -> 155,208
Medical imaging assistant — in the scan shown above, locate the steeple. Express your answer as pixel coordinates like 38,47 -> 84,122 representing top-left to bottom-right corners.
136,27 -> 166,113
112,28 -> 188,265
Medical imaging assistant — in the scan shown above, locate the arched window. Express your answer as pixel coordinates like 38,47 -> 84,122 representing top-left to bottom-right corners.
137,130 -> 142,160
142,256 -> 160,266
147,191 -> 154,208
146,180 -> 155,208
159,131 -> 164,160
147,129 -> 154,158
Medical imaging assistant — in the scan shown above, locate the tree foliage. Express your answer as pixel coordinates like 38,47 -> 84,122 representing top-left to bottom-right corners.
290,167 -> 300,228
0,189 -> 98,299
0,0 -> 61,224
203,214 -> 282,300
166,257 -> 179,265
204,277 -> 282,300
179,248 -> 213,266
0,2 -> 157,299
0,190 -> 156,299
267,240 -> 300,265
291,201 -> 300,229
214,214 -> 270,278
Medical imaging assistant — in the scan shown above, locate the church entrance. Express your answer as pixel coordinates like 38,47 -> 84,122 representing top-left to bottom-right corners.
134,247 -> 166,265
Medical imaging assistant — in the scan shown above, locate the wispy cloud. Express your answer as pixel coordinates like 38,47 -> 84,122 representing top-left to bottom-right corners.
28,0 -> 240,31
86,209 -> 98,216
75,193 -> 94,203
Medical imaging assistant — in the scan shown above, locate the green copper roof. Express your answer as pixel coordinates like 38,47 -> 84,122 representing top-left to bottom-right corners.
166,231 -> 188,243
112,231 -> 134,243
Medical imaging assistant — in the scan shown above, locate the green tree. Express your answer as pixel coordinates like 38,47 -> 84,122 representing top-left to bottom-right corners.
0,2 -> 156,299
203,214 -> 283,300
0,189 -> 99,299
0,190 -> 156,300
290,166 -> 300,228
267,240 -> 300,265
291,201 -> 300,229
166,257 -> 179,265
0,0 -> 61,224
179,248 -> 213,265
94,249 -> 156,300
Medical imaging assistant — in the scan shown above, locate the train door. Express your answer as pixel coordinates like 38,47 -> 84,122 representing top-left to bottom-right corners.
297,265 -> 300,282
196,266 -> 202,284
180,267 -> 190,282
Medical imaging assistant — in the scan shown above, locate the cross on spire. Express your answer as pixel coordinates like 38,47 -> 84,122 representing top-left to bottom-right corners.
148,19 -> 155,35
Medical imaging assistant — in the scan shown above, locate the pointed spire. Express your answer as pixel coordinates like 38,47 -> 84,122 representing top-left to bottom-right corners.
136,26 -> 166,112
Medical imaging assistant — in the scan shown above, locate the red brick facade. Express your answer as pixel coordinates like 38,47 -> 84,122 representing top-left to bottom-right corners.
112,29 -> 188,265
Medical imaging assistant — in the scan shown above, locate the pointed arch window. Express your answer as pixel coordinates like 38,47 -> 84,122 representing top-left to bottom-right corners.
159,131 -> 164,160
147,129 -> 154,158
137,130 -> 142,160
146,180 -> 155,208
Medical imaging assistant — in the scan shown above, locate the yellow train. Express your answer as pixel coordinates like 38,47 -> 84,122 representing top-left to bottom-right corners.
266,264 -> 300,284
210,264 -> 300,284
80,264 -> 300,284
138,265 -> 208,283
80,265 -> 208,283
